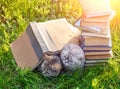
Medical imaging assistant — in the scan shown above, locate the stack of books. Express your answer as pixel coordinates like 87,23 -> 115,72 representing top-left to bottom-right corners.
75,0 -> 115,65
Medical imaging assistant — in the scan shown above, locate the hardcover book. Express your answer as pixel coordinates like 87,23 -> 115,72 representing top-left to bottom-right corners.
81,30 -> 110,38
82,46 -> 111,51
81,20 -> 109,28
10,19 -> 81,69
82,36 -> 111,46
85,53 -> 113,59
79,0 -> 112,18
82,10 -> 115,22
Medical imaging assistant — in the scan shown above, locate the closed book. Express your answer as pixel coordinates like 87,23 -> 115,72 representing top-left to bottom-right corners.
80,26 -> 101,33
82,36 -> 111,46
81,30 -> 110,38
85,53 -> 113,59
10,22 -> 45,70
81,20 -> 109,28
85,50 -> 112,56
74,18 -> 101,33
74,18 -> 110,34
82,15 -> 111,22
82,10 -> 115,22
82,46 -> 111,51
79,0 -> 112,18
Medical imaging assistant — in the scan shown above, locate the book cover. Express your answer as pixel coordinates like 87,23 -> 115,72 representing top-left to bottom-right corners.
10,22 -> 44,70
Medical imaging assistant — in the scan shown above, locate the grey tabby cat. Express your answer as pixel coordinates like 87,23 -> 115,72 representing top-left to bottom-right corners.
60,44 -> 85,70
37,52 -> 62,77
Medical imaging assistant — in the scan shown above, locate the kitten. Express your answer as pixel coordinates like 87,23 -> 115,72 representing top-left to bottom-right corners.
37,53 -> 62,77
60,44 -> 85,70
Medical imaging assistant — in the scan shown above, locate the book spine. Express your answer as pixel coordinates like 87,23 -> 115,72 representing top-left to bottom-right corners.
26,22 -> 48,60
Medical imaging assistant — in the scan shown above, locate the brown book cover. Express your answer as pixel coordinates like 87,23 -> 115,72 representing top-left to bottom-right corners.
85,52 -> 113,59
10,22 -> 49,70
10,31 -> 41,70
79,0 -> 112,18
83,36 -> 111,46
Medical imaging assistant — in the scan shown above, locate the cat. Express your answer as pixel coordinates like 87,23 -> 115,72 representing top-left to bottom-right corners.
60,44 -> 85,70
37,52 -> 62,77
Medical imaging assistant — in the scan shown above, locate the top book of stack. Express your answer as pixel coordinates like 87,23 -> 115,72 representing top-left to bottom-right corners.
79,0 -> 112,18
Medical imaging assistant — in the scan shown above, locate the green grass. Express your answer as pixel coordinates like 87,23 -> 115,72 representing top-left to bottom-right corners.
0,0 -> 120,89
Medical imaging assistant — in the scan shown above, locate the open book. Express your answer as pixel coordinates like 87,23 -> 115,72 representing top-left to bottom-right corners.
10,19 -> 81,70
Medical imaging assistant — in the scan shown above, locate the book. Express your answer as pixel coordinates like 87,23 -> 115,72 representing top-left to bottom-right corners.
82,10 -> 115,22
74,18 -> 110,34
80,26 -> 101,33
81,20 -> 109,28
38,19 -> 81,50
79,0 -> 112,18
82,15 -> 111,22
85,53 -> 113,59
82,46 -> 111,51
74,18 -> 101,33
81,30 -> 110,38
10,19 -> 81,69
84,50 -> 112,56
82,36 -> 111,46
10,22 -> 44,70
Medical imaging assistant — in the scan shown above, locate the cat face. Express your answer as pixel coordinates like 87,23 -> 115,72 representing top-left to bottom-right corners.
40,54 -> 62,77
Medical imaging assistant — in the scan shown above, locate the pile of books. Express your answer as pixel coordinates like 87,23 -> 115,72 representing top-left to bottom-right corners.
10,19 -> 81,69
75,0 -> 115,65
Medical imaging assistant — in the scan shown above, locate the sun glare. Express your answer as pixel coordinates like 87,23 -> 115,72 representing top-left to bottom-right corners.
110,0 -> 120,15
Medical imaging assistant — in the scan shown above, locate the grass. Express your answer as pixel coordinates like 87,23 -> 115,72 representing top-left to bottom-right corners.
0,0 -> 120,89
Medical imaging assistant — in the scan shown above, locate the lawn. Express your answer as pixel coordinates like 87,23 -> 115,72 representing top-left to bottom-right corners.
0,0 -> 120,89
